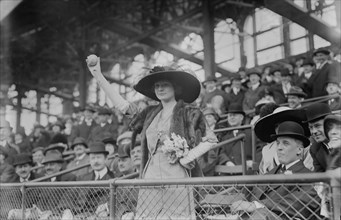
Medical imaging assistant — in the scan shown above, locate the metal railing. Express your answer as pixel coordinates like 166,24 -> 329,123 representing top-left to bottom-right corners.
1,172 -> 340,220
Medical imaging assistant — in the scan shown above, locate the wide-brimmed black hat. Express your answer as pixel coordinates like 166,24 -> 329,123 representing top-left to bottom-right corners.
286,86 -> 307,98
226,103 -> 245,115
313,48 -> 330,56
255,107 -> 310,143
303,103 -> 331,123
70,137 -> 88,149
13,153 -> 34,166
88,142 -> 109,155
102,137 -> 117,146
134,67 -> 201,103
324,114 -> 341,140
42,152 -> 64,164
270,121 -> 310,147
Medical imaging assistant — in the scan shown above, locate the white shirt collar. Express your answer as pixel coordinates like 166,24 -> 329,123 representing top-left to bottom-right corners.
304,72 -> 312,79
284,159 -> 301,170
94,167 -> 108,180
100,123 -> 106,127
20,173 -> 31,182
232,87 -> 240,94
51,177 -> 57,182
76,153 -> 86,161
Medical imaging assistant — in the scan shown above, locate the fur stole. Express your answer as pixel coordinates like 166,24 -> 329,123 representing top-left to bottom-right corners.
129,100 -> 206,177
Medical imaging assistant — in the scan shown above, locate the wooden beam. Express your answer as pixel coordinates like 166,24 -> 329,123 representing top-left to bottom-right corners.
105,21 -> 234,77
265,0 -> 341,47
17,83 -> 76,101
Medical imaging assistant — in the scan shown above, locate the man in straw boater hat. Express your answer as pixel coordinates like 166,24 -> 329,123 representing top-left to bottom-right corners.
304,102 -> 332,172
230,121 -> 320,219
285,86 -> 307,109
255,106 -> 313,174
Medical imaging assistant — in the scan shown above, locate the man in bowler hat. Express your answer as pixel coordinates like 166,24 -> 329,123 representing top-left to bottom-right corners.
66,137 -> 91,179
12,153 -> 42,182
71,142 -> 114,218
230,121 -> 319,219
305,103 -> 332,172
218,103 -> 253,170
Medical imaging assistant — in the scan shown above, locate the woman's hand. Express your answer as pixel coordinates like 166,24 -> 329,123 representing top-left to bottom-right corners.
86,55 -> 102,78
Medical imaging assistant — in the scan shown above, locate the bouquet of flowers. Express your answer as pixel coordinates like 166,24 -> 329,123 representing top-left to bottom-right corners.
160,133 -> 190,164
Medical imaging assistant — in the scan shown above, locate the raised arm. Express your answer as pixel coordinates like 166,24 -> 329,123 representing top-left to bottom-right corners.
86,55 -> 137,115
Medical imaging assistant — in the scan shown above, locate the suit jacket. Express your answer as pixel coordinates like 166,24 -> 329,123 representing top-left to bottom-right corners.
12,172 -> 43,183
0,162 -> 16,183
243,85 -> 267,111
88,123 -> 118,145
0,143 -> 19,165
70,120 -> 97,143
328,96 -> 341,111
70,169 -> 115,214
34,172 -> 76,212
269,83 -> 290,104
310,141 -> 329,172
307,62 -> 339,98
226,89 -> 245,107
218,128 -> 252,166
249,161 -> 319,219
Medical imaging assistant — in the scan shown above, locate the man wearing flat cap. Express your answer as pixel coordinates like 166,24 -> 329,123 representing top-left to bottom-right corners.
230,121 -> 319,219
307,48 -> 340,98
305,103 -> 332,172
66,137 -> 91,179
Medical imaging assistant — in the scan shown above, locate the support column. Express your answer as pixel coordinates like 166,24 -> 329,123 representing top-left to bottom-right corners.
335,0 -> 341,30
282,17 -> 291,57
16,88 -> 23,131
202,0 -> 216,79
36,92 -> 41,123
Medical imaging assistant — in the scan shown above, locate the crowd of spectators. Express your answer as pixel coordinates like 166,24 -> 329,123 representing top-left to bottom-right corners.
0,47 -> 340,219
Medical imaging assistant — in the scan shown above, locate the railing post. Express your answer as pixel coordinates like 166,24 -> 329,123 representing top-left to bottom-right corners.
240,138 -> 246,175
21,185 -> 26,220
110,180 -> 117,220
331,175 -> 341,220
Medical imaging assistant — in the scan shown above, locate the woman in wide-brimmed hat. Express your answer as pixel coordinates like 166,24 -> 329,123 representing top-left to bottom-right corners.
87,56 -> 217,219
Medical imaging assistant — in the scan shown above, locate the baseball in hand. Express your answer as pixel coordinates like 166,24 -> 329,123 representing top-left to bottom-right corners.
87,54 -> 98,66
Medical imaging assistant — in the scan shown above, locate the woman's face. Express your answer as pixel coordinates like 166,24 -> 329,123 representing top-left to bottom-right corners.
154,80 -> 176,102
326,122 -> 341,148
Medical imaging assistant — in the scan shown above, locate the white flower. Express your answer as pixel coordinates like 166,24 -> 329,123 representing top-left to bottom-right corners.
160,133 -> 190,164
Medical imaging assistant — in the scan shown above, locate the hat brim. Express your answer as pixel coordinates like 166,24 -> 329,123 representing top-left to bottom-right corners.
13,161 -> 34,167
42,158 -> 64,164
313,50 -> 330,56
302,112 -> 331,123
255,109 -> 310,143
133,71 -> 201,103
286,92 -> 307,98
71,142 -> 88,149
226,110 -> 245,116
270,133 -> 310,147
88,151 -> 109,155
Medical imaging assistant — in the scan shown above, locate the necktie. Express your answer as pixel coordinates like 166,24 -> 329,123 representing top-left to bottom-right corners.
280,165 -> 286,173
